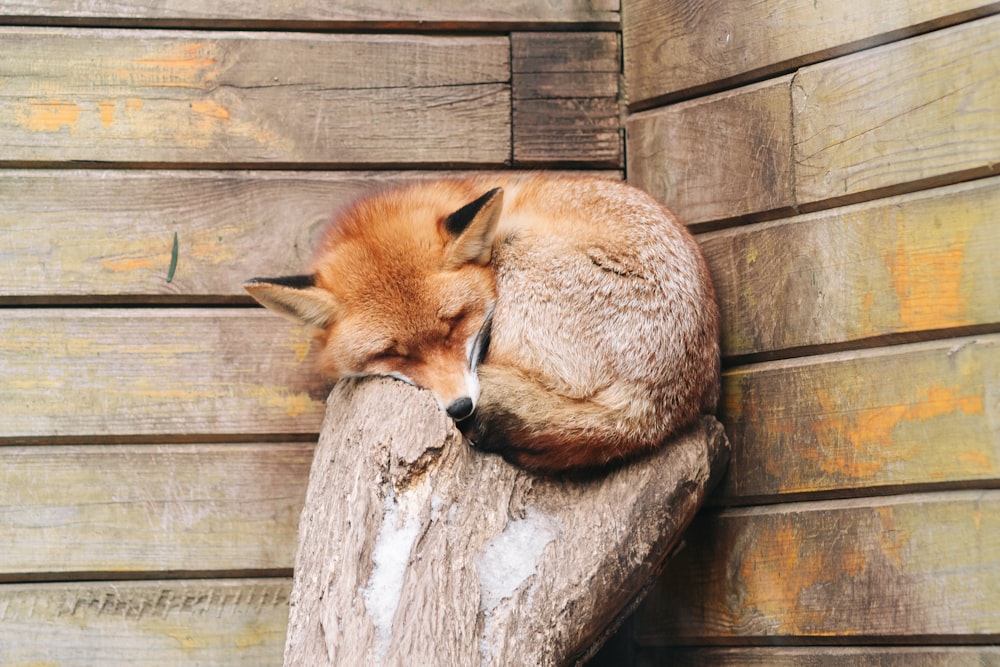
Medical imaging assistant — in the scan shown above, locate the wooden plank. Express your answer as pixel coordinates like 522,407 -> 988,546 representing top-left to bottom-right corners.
626,77 -> 795,226
637,491 -> 1000,643
0,578 -> 289,665
0,0 -> 620,29
512,32 -> 622,166
0,28 -> 510,166
719,335 -> 1000,503
622,0 -> 1000,107
703,177 -> 1000,359
0,308 -> 329,439
0,169 -> 622,302
793,16 -> 1000,208
0,443 -> 310,577
637,647 -> 1000,666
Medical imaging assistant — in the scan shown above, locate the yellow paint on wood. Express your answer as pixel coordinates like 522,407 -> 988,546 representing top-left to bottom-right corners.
18,101 -> 81,133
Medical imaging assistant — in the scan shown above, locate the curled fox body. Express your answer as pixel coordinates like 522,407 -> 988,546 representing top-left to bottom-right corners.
246,174 -> 719,472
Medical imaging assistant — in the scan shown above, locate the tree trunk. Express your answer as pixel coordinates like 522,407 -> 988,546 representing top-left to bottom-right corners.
284,376 -> 729,666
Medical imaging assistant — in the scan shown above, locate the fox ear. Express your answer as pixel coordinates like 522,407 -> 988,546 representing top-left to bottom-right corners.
444,187 -> 504,267
244,274 -> 339,331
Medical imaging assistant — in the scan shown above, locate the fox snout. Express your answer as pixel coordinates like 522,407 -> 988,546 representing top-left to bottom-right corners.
445,396 -> 474,420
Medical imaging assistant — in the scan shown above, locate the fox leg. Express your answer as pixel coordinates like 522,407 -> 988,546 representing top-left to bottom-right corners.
459,365 -> 655,472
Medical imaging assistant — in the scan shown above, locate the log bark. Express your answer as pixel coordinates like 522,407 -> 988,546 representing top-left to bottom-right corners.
284,376 -> 730,666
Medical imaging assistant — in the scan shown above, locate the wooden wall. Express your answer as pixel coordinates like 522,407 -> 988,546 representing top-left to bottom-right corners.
620,1 -> 1000,663
0,3 -> 621,663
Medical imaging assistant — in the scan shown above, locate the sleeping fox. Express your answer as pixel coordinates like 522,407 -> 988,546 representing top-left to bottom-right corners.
245,173 -> 719,472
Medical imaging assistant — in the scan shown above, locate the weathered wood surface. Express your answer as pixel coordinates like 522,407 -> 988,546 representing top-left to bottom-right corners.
628,17 -> 1000,225
792,15 -> 1000,207
637,490 -> 1000,643
622,0 -> 1000,106
512,32 -> 622,166
0,443 -> 310,577
0,169 -> 621,302
0,0 -> 620,28
636,646 -> 1000,666
0,578 -> 290,665
719,335 -> 999,503
627,76 -> 795,226
0,309 -> 328,440
284,377 -> 729,666
0,28 -> 510,166
703,177 -> 1000,359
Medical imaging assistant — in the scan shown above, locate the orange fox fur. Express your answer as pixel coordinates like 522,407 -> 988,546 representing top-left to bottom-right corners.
245,173 -> 719,472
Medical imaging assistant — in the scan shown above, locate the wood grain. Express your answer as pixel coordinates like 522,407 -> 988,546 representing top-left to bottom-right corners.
637,491 -> 1000,643
703,177 -> 1000,359
0,0 -> 620,28
0,443 -> 310,577
512,32 -> 622,166
0,308 -> 329,440
622,0 -> 1000,107
720,335 -> 1000,503
0,578 -> 290,665
793,15 -> 1000,207
626,77 -> 795,226
637,646 -> 1000,666
0,28 -> 510,166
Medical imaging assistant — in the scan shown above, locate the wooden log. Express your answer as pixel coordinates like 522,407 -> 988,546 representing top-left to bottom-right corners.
0,308 -> 328,440
0,28 -> 510,166
720,335 -> 1000,503
626,77 -> 795,227
622,0 -> 1000,107
0,0 -> 620,29
793,15 -> 1000,208
703,177 -> 1000,359
0,578 -> 290,665
636,490 -> 1000,643
637,646 -> 1000,666
511,32 -> 623,166
0,443 -> 310,577
284,377 -> 729,665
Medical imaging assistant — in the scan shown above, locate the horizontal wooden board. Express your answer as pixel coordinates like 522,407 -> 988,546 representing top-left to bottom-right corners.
627,77 -> 795,226
719,335 -> 1000,503
0,0 -> 619,28
0,578 -> 289,665
0,443 -> 310,577
0,28 -> 510,166
637,490 -> 1000,643
0,169 -> 621,302
637,646 -> 1000,666
703,177 -> 1000,358
512,32 -> 622,166
0,308 -> 329,439
793,15 -> 1000,207
622,0 -> 1000,106
628,17 -> 1000,224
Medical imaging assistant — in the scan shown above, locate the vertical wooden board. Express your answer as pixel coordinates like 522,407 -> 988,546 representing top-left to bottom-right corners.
622,0 -> 1000,106
0,444 -> 310,576
793,16 -> 1000,207
702,177 -> 1000,358
512,32 -> 622,166
0,579 -> 290,666
0,28 -> 511,165
637,646 -> 1000,666
0,0 -> 620,26
637,491 -> 1000,643
0,309 -> 329,439
719,336 -> 1000,502
626,77 -> 794,226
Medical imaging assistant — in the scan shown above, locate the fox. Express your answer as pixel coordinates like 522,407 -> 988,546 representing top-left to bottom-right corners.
245,173 -> 719,472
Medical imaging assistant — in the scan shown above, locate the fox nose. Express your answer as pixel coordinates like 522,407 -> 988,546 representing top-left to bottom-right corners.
445,397 -> 474,420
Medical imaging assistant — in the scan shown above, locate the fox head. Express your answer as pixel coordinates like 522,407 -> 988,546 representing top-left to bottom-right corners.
245,183 -> 504,421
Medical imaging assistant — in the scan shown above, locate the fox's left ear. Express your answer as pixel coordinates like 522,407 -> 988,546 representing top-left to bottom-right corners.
443,187 -> 504,267
244,274 -> 340,332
